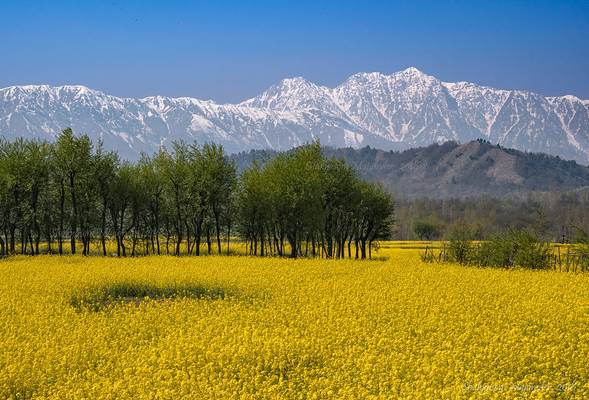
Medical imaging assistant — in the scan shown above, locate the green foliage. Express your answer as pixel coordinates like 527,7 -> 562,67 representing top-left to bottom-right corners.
447,223 -> 473,264
445,228 -> 551,269
69,282 -> 227,312
474,229 -> 551,269
574,228 -> 589,269
237,141 -> 395,258
413,220 -> 441,240
0,133 -> 393,260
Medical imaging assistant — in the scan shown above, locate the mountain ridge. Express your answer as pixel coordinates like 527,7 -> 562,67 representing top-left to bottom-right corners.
231,140 -> 589,199
1,67 -> 588,162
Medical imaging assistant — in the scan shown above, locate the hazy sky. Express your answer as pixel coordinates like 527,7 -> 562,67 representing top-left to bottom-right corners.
1,0 -> 588,102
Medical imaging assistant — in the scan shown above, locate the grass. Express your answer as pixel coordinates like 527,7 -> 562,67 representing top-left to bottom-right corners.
69,282 -> 227,312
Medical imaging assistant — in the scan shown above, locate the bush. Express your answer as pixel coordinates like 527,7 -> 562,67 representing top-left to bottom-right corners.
473,229 -> 550,269
69,282 -> 227,312
447,223 -> 473,264
575,228 -> 589,270
413,221 -> 441,240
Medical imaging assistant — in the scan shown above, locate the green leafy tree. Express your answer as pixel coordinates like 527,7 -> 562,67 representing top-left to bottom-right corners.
413,220 -> 441,241
53,128 -> 93,254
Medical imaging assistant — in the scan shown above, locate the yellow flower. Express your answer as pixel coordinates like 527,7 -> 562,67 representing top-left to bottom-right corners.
0,244 -> 587,398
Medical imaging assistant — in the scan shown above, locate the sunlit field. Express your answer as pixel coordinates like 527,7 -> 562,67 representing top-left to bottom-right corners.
1,244 -> 588,399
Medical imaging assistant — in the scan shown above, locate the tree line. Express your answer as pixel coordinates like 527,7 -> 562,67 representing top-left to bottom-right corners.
395,193 -> 589,243
0,129 -> 394,259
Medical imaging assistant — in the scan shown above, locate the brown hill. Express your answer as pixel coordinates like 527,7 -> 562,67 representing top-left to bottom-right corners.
233,140 -> 589,199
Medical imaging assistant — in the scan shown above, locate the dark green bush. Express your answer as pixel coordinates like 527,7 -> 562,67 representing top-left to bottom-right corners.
413,220 -> 442,240
447,223 -> 473,264
69,282 -> 227,312
473,229 -> 550,269
575,228 -> 589,270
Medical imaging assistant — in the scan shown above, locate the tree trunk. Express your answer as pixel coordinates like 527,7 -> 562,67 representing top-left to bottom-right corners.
195,214 -> 203,256
226,221 -> 231,256
46,225 -> 52,254
28,234 -> 34,256
289,233 -> 297,258
10,227 -> 15,254
131,234 -> 136,257
155,207 -> 161,255
185,221 -> 191,255
175,225 -> 182,256
174,188 -> 182,256
214,210 -> 222,254
69,173 -> 77,255
58,180 -> 65,255
31,190 -> 40,255
21,228 -> 27,255
116,234 -> 121,257
101,199 -> 107,256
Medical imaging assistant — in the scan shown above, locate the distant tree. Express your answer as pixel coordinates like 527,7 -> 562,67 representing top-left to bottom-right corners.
93,142 -> 119,255
321,157 -> 359,258
274,142 -> 324,258
23,140 -> 51,254
137,151 -> 165,255
0,135 -> 404,261
237,162 -> 271,256
108,162 -> 133,256
53,128 -> 93,254
200,143 -> 237,255
160,143 -> 190,255
413,220 -> 441,241
0,139 -> 29,254
447,222 -> 473,264
354,182 -> 395,259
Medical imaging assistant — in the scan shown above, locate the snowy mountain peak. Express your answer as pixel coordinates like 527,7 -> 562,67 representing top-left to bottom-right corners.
16,84 -> 102,96
1,68 -> 589,163
390,67 -> 438,84
403,66 -> 424,74
345,71 -> 387,82
395,66 -> 430,78
241,75 -> 341,115
277,76 -> 315,87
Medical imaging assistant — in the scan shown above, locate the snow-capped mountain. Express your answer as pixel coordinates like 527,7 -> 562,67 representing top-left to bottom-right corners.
1,68 -> 588,163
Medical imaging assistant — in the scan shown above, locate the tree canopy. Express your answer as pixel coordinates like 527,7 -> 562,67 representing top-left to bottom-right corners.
0,131 -> 394,259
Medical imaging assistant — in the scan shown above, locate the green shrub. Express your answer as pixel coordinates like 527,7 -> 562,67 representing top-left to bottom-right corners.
575,228 -> 589,270
473,229 -> 550,269
447,224 -> 473,265
69,282 -> 227,312
413,220 -> 442,240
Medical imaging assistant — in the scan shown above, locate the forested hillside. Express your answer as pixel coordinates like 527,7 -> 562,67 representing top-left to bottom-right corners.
394,190 -> 589,242
233,140 -> 589,199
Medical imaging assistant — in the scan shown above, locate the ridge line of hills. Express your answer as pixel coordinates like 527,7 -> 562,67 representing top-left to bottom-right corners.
231,139 -> 589,199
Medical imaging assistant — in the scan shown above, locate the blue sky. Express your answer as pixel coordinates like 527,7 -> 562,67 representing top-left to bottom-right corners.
1,0 -> 588,102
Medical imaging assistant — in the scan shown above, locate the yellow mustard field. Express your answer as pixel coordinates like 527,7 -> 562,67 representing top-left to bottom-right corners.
1,247 -> 588,399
